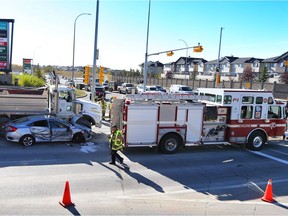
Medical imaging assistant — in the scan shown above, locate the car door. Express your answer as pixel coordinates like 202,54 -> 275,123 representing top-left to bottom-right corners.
30,119 -> 51,142
49,119 -> 72,142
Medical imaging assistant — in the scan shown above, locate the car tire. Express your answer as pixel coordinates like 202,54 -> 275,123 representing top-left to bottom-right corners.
20,135 -> 35,147
72,132 -> 85,143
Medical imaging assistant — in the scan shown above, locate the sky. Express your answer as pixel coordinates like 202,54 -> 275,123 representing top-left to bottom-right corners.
1,0 -> 288,71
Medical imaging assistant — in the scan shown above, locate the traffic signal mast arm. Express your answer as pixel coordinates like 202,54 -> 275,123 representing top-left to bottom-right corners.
147,44 -> 203,57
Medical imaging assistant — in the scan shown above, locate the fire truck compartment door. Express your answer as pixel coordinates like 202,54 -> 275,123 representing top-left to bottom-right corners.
186,107 -> 203,142
126,106 -> 158,145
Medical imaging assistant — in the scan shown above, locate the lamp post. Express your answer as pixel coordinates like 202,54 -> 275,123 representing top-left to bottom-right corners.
72,13 -> 91,81
179,39 -> 188,80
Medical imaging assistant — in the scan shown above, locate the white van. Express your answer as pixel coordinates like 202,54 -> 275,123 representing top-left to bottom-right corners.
169,85 -> 193,94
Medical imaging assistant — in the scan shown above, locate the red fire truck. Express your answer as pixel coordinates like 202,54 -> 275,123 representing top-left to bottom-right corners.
111,88 -> 286,154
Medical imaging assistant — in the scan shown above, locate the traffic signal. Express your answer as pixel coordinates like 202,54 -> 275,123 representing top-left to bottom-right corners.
99,66 -> 104,84
284,60 -> 288,67
83,66 -> 91,85
193,45 -> 203,53
216,73 -> 221,85
166,51 -> 174,56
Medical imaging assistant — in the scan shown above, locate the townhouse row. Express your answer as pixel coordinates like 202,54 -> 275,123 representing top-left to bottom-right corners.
139,51 -> 288,78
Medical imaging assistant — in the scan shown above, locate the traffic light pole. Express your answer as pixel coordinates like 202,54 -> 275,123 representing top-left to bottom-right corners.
147,45 -> 202,57
144,44 -> 203,92
215,27 -> 224,87
91,0 -> 99,102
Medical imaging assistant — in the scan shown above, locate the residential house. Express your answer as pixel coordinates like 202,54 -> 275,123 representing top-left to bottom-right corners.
172,57 -> 207,75
230,57 -> 263,77
262,51 -> 288,74
204,56 -> 263,77
139,61 -> 164,77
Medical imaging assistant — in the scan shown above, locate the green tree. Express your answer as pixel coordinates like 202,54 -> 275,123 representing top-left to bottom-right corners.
258,66 -> 269,82
43,65 -> 53,74
33,65 -> 42,78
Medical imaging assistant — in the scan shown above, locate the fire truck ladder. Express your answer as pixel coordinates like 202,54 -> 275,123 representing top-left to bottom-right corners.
126,93 -> 209,101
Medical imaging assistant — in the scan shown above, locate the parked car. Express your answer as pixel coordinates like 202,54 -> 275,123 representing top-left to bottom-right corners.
136,84 -> 144,93
5,115 -> 92,147
155,85 -> 167,93
108,81 -> 124,92
90,85 -> 106,100
102,80 -> 109,91
117,83 -> 136,94
169,85 -> 193,94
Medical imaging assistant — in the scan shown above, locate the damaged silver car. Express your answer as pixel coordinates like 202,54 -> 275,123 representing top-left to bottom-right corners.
5,115 -> 92,147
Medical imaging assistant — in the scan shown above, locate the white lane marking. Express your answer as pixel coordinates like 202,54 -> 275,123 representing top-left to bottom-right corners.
117,178 -> 288,202
268,148 -> 288,156
249,150 -> 288,165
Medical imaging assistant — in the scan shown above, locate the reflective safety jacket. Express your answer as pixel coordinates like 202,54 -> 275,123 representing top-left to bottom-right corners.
109,129 -> 123,150
99,100 -> 107,111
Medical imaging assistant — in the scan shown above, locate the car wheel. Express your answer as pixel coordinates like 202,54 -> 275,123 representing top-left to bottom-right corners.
159,133 -> 182,154
20,135 -> 35,147
72,133 -> 85,143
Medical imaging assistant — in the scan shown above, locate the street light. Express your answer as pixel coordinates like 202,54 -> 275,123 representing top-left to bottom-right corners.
72,13 -> 91,81
179,39 -> 188,80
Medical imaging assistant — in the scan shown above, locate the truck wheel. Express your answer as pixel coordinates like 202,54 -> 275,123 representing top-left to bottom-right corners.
72,133 -> 85,143
159,133 -> 182,154
247,131 -> 266,151
76,118 -> 91,129
20,135 -> 35,147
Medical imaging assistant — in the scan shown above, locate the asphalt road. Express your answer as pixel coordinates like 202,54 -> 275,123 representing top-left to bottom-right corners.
1,118 -> 288,215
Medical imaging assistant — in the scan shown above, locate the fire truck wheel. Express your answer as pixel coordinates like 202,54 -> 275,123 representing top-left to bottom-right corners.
159,133 -> 182,154
247,131 -> 266,151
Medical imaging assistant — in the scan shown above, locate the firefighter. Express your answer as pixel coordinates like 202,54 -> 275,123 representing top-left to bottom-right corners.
108,125 -> 124,165
109,96 -> 116,120
98,97 -> 107,120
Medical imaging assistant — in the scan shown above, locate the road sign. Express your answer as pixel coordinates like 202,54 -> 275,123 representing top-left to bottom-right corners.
0,46 -> 7,53
23,58 -> 32,72
0,19 -> 14,73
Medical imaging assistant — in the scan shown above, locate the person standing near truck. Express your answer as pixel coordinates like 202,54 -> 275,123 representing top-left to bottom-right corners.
98,97 -> 107,120
108,125 -> 124,165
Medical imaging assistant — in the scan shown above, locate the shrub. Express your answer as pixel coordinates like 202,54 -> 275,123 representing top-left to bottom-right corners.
13,74 -> 45,87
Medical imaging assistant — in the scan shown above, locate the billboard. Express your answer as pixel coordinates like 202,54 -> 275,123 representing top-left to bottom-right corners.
0,19 -> 14,73
23,58 -> 32,74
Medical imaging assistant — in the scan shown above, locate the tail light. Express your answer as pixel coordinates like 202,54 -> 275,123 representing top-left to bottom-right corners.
6,125 -> 17,132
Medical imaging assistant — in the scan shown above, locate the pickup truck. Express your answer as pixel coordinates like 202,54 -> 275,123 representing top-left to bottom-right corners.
117,83 -> 136,94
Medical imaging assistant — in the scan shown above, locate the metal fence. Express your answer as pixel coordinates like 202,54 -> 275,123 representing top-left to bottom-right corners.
112,74 -> 288,100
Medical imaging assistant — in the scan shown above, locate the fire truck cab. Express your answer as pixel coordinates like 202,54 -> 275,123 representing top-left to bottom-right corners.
197,88 -> 286,150
111,88 -> 286,154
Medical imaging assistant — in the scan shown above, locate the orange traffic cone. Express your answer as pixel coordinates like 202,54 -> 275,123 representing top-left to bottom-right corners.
261,179 -> 275,203
59,181 -> 74,207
